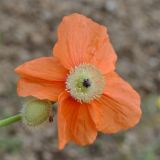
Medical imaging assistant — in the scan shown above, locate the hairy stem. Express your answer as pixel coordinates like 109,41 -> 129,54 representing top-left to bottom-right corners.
0,114 -> 22,127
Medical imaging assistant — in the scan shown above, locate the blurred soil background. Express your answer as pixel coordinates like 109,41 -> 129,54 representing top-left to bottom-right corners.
0,0 -> 160,160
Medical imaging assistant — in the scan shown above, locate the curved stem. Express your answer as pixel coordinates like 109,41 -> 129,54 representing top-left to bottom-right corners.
0,114 -> 22,127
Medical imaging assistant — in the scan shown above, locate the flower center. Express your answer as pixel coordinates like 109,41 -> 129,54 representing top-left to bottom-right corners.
83,79 -> 91,88
66,64 -> 105,103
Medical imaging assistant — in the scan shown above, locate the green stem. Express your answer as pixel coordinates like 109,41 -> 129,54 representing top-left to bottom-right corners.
0,114 -> 22,127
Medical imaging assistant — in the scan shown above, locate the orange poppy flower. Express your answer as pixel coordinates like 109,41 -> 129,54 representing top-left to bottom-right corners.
15,13 -> 141,149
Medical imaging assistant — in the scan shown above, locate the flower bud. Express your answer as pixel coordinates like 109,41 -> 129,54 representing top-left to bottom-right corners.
22,98 -> 52,127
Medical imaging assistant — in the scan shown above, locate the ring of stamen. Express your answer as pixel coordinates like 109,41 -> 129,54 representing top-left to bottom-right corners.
66,64 -> 105,103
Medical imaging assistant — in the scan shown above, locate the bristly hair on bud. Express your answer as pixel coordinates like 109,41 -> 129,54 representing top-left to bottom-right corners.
21,98 -> 53,128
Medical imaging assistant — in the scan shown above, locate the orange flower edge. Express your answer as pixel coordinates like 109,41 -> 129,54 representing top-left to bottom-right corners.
15,13 -> 141,149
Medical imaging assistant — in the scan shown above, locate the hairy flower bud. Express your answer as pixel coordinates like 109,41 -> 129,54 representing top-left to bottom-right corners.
22,98 -> 53,127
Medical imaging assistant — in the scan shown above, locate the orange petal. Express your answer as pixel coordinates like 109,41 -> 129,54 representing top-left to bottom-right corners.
90,40 -> 117,74
89,72 -> 141,133
15,57 -> 68,81
53,13 -> 117,73
58,91 -> 97,149
57,92 -> 73,149
17,78 -> 65,101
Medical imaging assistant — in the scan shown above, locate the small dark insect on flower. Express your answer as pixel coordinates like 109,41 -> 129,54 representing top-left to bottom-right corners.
49,116 -> 54,122
49,110 -> 54,123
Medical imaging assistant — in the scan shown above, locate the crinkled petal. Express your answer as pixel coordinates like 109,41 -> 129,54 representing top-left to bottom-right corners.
90,40 -> 117,74
17,78 -> 65,101
58,91 -> 97,149
89,72 -> 141,133
53,13 -> 117,74
16,57 -> 68,81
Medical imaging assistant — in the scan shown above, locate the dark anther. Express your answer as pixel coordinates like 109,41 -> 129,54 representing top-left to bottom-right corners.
83,79 -> 91,88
